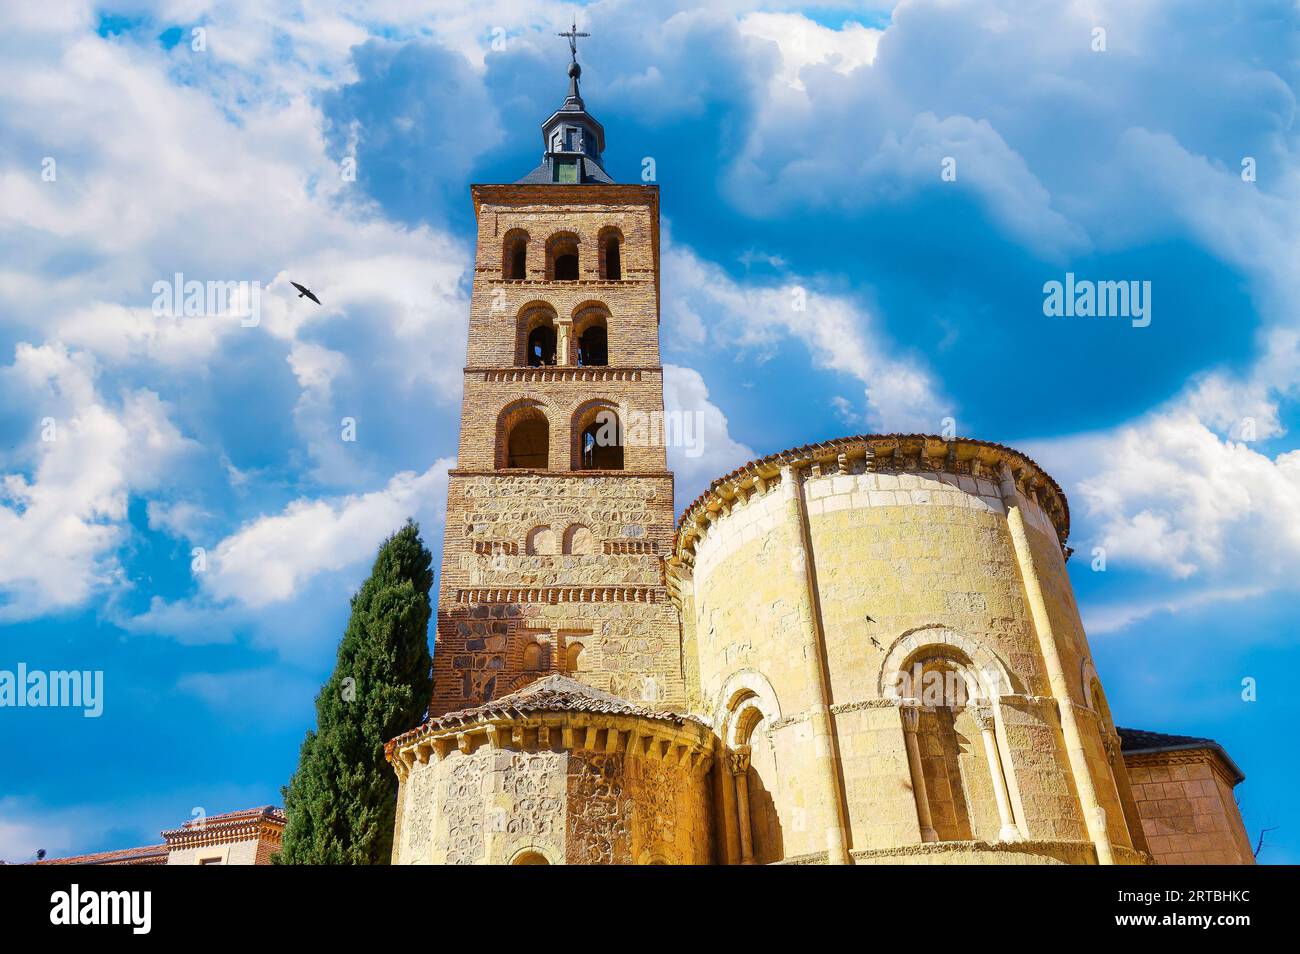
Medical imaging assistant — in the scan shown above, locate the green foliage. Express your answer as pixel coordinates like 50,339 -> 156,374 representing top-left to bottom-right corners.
276,520 -> 434,864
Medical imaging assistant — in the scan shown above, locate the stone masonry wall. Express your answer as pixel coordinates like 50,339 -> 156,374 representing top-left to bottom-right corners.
1124,750 -> 1254,864
393,724 -> 712,865
679,448 -> 1130,861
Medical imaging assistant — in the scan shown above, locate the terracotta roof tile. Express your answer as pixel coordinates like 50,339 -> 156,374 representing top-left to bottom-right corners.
34,844 -> 168,866
1118,726 -> 1244,784
387,674 -> 703,753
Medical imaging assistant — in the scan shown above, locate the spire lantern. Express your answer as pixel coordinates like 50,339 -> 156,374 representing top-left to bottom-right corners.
516,17 -> 613,184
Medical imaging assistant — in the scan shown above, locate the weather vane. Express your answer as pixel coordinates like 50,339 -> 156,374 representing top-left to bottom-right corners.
557,15 -> 589,63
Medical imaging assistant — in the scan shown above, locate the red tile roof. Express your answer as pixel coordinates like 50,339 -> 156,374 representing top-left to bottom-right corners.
387,673 -> 702,755
34,844 -> 168,866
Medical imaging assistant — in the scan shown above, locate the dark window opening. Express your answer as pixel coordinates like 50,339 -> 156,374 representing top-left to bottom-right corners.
577,325 -> 608,366
507,416 -> 549,469
527,325 -> 556,366
506,244 -> 526,280
605,239 -> 621,280
581,417 -> 623,470
554,253 -> 578,281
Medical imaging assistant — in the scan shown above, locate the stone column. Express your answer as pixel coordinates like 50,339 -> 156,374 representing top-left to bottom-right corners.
998,462 -> 1115,864
781,464 -> 852,865
900,704 -> 939,843
556,319 -> 572,366
715,754 -> 742,865
972,704 -> 1021,842
730,747 -> 755,865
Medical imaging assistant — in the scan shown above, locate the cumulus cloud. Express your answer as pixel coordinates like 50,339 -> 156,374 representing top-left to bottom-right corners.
0,343 -> 197,619
664,237 -> 948,431
1029,350 -> 1300,618
663,364 -> 756,508
121,457 -> 450,656
200,459 -> 451,608
0,2 -> 476,625
738,12 -> 880,91
1076,415 -> 1300,580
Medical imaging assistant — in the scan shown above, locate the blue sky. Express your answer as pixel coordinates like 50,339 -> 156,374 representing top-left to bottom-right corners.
1,0 -> 1297,863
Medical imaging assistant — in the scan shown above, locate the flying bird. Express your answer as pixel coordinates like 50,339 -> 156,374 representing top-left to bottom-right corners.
290,281 -> 321,305
870,636 -> 882,649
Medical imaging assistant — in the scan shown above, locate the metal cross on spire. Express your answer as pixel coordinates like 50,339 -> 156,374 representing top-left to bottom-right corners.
557,16 -> 589,63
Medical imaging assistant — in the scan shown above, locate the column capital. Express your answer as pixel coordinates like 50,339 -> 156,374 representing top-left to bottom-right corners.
1101,730 -> 1121,763
970,704 -> 996,732
728,745 -> 752,776
899,702 -> 922,733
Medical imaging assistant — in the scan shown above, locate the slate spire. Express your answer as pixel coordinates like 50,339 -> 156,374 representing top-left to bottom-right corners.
515,17 -> 614,184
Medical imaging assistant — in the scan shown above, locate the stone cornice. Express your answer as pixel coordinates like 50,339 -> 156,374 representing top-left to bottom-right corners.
161,816 -> 284,852
467,366 -> 657,384
667,435 -> 1071,593
471,182 -> 659,217
448,469 -> 672,480
1123,746 -> 1244,787
840,840 -> 1152,866
386,709 -> 714,783
451,585 -> 663,604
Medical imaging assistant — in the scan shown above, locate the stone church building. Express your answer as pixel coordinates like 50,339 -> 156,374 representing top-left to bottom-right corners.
385,46 -> 1252,866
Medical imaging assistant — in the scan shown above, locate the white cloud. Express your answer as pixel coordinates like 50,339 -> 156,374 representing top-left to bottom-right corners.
664,236 -> 948,431
146,499 -> 212,539
738,12 -> 880,91
0,4 -> 474,624
200,458 -> 452,609
1083,584 -> 1269,637
1032,383 -> 1300,589
0,343 -> 196,619
663,364 -> 756,508
1080,418 -> 1300,579
123,458 -> 452,647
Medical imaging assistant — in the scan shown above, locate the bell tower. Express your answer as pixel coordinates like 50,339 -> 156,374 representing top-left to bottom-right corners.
430,30 -> 682,715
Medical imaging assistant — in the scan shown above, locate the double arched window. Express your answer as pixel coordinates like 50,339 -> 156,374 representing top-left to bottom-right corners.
503,226 -> 626,282
493,400 -> 625,472
514,304 -> 610,368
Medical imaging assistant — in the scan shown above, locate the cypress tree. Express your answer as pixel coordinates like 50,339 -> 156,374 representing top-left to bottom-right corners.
276,520 -> 434,864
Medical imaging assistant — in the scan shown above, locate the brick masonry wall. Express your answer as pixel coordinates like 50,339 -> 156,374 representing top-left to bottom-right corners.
431,183 -> 681,716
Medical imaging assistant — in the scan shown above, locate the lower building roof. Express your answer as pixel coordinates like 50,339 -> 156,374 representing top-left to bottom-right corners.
388,673 -> 702,753
1118,726 -> 1245,784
